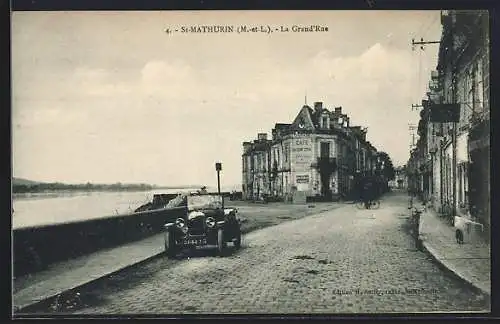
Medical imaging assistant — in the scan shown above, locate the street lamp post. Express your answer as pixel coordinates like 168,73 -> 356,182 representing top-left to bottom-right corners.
215,162 -> 222,196
215,162 -> 223,208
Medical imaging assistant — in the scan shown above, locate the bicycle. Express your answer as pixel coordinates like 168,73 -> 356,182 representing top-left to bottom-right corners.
355,199 -> 380,210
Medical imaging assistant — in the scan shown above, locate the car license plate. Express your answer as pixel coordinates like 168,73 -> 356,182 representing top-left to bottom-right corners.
182,238 -> 207,246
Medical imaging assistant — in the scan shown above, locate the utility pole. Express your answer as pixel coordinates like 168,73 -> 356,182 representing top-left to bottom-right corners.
410,33 -> 442,206
450,15 -> 458,220
408,123 -> 417,195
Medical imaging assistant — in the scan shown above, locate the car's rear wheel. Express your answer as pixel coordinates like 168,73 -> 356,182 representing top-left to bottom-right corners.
371,200 -> 380,209
217,228 -> 227,256
164,230 -> 178,257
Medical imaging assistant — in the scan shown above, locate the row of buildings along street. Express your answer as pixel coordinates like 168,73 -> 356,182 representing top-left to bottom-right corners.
406,10 -> 490,240
241,103 -> 394,202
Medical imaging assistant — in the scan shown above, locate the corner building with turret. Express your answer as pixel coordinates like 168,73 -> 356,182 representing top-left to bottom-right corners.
242,101 -> 381,202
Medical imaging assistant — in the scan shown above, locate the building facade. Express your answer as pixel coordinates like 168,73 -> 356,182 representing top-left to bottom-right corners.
242,102 -> 380,201
407,10 -> 490,237
390,166 -> 407,189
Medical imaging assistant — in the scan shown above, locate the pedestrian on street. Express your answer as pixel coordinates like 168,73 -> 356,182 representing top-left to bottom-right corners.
361,177 -> 375,209
354,171 -> 363,202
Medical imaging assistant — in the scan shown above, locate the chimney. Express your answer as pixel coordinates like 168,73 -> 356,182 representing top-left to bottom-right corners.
341,114 -> 348,125
257,133 -> 268,141
243,142 -> 252,153
431,70 -> 439,80
334,107 -> 342,115
314,102 -> 323,112
345,116 -> 350,127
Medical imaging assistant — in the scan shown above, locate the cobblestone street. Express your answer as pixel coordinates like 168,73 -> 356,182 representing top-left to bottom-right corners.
65,192 -> 489,314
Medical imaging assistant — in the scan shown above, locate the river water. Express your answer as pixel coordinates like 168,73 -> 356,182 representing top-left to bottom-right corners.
12,186 -> 239,229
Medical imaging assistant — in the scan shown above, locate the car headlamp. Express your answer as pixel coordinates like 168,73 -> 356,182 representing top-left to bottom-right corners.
206,217 -> 216,228
175,218 -> 186,228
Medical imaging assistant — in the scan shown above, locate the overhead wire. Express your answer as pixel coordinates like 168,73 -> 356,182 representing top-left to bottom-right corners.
415,12 -> 437,39
411,13 -> 431,106
415,12 -> 442,105
421,13 -> 440,39
408,12 -> 442,157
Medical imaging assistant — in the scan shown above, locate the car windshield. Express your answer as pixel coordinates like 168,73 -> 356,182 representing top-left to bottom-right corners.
187,195 -> 223,211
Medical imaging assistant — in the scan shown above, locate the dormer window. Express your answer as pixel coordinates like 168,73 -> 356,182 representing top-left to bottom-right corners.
298,117 -> 305,129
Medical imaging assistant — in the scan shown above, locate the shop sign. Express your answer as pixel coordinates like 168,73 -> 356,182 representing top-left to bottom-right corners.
430,103 -> 460,123
296,175 -> 310,184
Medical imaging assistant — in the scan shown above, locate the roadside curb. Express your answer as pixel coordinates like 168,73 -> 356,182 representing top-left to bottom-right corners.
420,240 -> 490,297
418,217 -> 490,298
14,250 -> 166,314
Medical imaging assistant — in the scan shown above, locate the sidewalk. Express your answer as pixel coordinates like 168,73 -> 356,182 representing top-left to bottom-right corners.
417,204 -> 491,296
13,232 -> 166,312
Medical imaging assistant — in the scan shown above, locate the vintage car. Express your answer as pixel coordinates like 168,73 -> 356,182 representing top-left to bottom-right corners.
163,193 -> 241,257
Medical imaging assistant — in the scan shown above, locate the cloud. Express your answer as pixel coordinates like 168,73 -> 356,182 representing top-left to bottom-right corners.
310,43 -> 413,86
73,67 -> 109,82
71,66 -> 133,97
139,60 -> 197,98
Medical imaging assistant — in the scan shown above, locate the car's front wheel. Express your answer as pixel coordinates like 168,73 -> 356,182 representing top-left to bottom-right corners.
217,228 -> 227,256
164,230 -> 178,258
456,229 -> 464,244
233,226 -> 242,249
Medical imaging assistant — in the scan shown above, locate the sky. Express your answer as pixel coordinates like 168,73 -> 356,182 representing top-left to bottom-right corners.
11,10 -> 442,188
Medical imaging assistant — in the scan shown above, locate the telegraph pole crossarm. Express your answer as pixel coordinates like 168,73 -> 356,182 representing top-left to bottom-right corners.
411,37 -> 441,51
411,104 -> 424,111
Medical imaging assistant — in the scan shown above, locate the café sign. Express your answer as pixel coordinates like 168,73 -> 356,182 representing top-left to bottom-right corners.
291,136 -> 313,172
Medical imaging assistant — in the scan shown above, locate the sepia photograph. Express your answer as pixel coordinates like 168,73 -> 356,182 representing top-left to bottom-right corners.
11,9 -> 491,316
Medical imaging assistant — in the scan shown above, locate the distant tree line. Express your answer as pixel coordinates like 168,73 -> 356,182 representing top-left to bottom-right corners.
377,151 -> 396,181
12,182 -> 154,193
